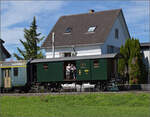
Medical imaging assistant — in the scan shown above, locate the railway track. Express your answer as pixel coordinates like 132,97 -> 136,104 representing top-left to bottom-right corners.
0,91 -> 150,96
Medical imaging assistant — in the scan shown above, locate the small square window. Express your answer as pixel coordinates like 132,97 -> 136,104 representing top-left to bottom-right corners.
14,68 -> 18,76
88,26 -> 96,32
93,60 -> 99,68
65,27 -> 72,33
43,64 -> 48,70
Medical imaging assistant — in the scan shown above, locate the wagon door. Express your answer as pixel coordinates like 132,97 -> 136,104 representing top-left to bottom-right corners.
76,60 -> 91,81
3,69 -> 11,88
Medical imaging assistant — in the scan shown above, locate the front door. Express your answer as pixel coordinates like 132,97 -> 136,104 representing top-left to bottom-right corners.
3,69 -> 11,88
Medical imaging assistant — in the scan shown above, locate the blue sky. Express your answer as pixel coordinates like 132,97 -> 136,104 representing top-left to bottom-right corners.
0,0 -> 150,59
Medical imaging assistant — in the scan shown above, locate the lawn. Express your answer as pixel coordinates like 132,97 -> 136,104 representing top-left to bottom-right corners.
0,92 -> 150,117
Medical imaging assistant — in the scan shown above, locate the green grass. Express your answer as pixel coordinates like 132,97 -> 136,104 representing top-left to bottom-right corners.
0,92 -> 150,117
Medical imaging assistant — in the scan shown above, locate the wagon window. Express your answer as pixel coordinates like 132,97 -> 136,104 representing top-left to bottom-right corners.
43,64 -> 48,70
14,68 -> 18,76
93,60 -> 99,68
4,69 -> 10,77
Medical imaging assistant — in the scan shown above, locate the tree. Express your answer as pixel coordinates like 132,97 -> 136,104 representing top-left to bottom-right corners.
118,38 -> 147,84
14,16 -> 44,60
118,39 -> 131,83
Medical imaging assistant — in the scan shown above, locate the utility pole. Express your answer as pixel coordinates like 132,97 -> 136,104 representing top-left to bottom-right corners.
52,32 -> 55,58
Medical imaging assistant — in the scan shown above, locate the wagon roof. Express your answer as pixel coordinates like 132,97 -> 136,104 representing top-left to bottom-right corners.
140,42 -> 150,47
0,60 -> 27,68
31,53 -> 121,63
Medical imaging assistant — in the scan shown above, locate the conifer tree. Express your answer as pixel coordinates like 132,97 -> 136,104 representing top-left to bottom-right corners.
118,38 -> 148,84
118,39 -> 131,83
14,16 -> 44,60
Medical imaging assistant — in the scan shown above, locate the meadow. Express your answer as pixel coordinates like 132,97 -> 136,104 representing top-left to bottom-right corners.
0,92 -> 150,117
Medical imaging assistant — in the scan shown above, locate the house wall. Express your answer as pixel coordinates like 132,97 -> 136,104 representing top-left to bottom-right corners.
142,49 -> 150,83
45,45 -> 102,58
142,50 -> 150,69
101,13 -> 129,54
76,46 -> 102,56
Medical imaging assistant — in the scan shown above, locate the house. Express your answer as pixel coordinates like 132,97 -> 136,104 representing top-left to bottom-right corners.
0,39 -> 11,61
141,42 -> 150,83
42,9 -> 130,58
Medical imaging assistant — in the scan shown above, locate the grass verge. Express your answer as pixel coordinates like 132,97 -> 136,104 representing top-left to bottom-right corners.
0,92 -> 150,117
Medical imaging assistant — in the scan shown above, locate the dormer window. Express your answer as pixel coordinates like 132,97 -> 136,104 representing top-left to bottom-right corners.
65,27 -> 72,33
88,26 -> 96,32
115,28 -> 119,39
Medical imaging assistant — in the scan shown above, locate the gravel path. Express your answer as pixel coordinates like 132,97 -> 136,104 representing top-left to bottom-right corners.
0,91 -> 150,97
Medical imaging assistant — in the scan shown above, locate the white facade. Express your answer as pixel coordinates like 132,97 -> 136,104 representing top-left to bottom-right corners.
142,50 -> 150,69
45,45 -> 102,58
101,14 -> 129,54
142,49 -> 150,83
45,13 -> 129,58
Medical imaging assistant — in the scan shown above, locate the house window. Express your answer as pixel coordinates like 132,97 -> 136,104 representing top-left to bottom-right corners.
65,27 -> 72,33
115,29 -> 119,39
88,26 -> 96,32
14,68 -> 18,76
64,53 -> 71,57
43,64 -> 48,70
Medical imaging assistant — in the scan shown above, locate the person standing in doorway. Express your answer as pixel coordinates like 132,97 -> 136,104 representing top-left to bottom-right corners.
71,64 -> 76,80
66,63 -> 71,80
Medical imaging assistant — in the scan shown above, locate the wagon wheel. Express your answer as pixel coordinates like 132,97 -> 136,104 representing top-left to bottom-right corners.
55,84 -> 62,92
101,81 -> 107,91
95,83 -> 101,92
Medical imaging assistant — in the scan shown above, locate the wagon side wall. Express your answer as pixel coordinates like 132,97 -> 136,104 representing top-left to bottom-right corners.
0,69 -> 3,88
37,62 -> 64,82
11,67 -> 27,87
90,59 -> 107,81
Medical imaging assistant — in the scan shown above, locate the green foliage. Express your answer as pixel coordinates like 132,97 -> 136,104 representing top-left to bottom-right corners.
118,38 -> 148,84
13,16 -> 44,60
1,93 -> 150,117
118,45 -> 127,76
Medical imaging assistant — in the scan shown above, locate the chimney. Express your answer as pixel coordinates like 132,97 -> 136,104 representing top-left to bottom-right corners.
89,9 -> 95,13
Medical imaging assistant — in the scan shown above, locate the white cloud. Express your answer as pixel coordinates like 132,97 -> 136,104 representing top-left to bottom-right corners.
122,1 -> 149,23
1,1 -> 65,46
1,1 -> 65,28
1,27 -> 24,44
92,1 -> 149,24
